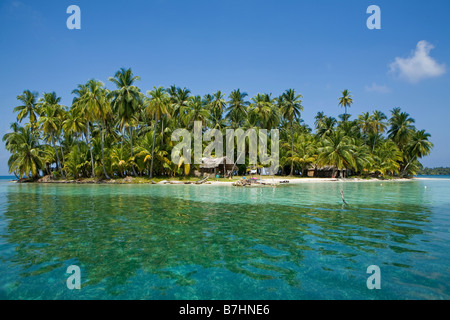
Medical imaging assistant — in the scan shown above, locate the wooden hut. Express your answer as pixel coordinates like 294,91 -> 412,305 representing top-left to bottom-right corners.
199,156 -> 235,177
307,165 -> 349,178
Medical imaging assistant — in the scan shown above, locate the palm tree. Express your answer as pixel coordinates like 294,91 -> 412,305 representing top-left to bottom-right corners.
226,89 -> 249,129
370,110 -> 387,150
146,87 -> 169,178
109,68 -> 142,176
209,91 -> 227,129
185,95 -> 209,128
358,112 -> 372,138
279,89 -> 303,175
338,89 -> 353,121
283,133 -> 317,176
388,107 -> 415,150
374,139 -> 402,176
401,130 -> 433,176
316,116 -> 336,138
63,107 -> 86,139
38,92 -> 65,178
314,111 -> 326,130
3,122 -> 22,154
170,86 -> 191,125
14,90 -> 39,132
264,93 -> 280,130
250,93 -> 272,128
317,131 -> 356,178
83,79 -> 112,179
72,83 -> 96,177
5,126 -> 43,179
110,146 -> 130,177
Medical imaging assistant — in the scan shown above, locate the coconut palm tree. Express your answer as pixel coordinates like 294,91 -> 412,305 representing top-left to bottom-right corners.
279,89 -> 303,175
110,145 -> 130,177
14,90 -> 39,132
283,133 -> 317,176
316,116 -> 337,138
373,139 -> 402,176
38,92 -> 65,178
317,130 -> 356,178
264,94 -> 281,130
338,89 -> 353,121
6,126 -> 44,179
370,110 -> 387,150
184,95 -> 209,129
358,112 -> 373,138
82,80 -> 112,179
3,122 -> 22,154
388,107 -> 415,150
170,86 -> 191,125
208,91 -> 227,129
109,68 -> 142,175
226,89 -> 249,129
63,107 -> 86,139
314,111 -> 326,130
146,87 -> 169,178
249,93 -> 272,128
401,130 -> 433,176
72,83 -> 96,177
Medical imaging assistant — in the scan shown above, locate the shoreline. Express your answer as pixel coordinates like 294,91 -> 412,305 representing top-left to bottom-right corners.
9,176 -> 417,186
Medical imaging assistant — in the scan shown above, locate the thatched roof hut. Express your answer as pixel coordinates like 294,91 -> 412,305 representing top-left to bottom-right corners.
200,156 -> 235,177
200,156 -> 234,169
307,165 -> 349,178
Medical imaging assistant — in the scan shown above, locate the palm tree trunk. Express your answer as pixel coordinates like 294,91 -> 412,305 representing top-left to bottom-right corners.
129,125 -> 137,176
401,157 -> 416,177
51,135 -> 65,179
85,123 -> 95,177
372,132 -> 378,151
150,114 -> 157,178
58,137 -> 66,177
122,127 -> 125,149
161,116 -> 164,146
101,124 -> 110,179
290,121 -> 294,176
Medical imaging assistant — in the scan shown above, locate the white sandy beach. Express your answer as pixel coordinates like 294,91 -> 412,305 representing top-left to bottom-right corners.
205,177 -> 414,186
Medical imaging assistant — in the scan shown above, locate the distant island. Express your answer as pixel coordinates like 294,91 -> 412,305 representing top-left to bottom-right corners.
418,167 -> 450,176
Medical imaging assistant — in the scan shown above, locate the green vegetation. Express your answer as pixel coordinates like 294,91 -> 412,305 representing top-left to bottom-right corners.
418,167 -> 450,175
3,68 -> 433,180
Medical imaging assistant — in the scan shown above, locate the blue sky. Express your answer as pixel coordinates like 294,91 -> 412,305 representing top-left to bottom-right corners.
1,0 -> 449,174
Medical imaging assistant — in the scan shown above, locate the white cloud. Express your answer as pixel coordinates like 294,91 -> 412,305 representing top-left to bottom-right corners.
365,83 -> 391,94
390,40 -> 446,83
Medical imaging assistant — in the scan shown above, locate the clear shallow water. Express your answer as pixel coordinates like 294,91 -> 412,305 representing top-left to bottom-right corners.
0,177 -> 449,300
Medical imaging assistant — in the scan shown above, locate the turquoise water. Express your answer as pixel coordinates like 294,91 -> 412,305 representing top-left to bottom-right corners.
0,177 -> 449,300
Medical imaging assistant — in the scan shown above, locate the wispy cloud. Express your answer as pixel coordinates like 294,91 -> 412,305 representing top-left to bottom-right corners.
390,41 -> 446,83
365,83 -> 391,94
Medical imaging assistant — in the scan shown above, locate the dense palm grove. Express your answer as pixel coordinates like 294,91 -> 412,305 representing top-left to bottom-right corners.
3,68 -> 433,180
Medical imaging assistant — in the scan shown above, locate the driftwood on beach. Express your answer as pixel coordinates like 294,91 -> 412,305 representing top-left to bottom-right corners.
194,175 -> 209,185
